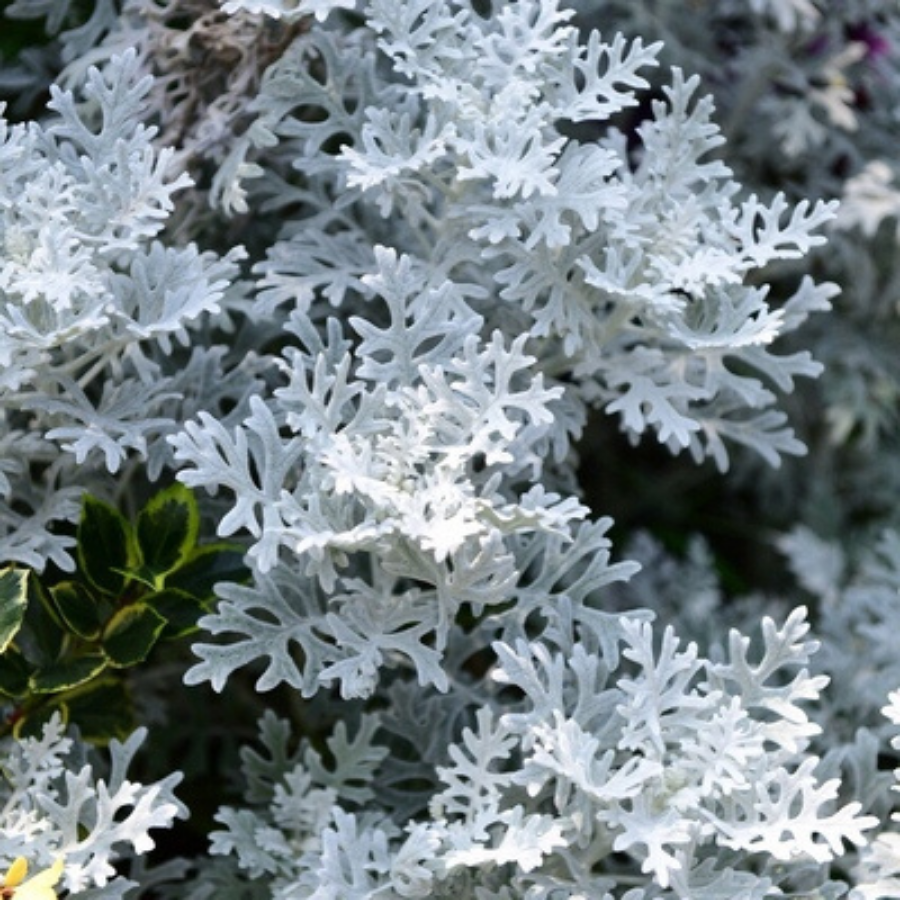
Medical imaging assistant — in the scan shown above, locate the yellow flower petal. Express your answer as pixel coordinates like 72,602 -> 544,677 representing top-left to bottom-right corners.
1,858 -> 63,900
1,858 -> 28,889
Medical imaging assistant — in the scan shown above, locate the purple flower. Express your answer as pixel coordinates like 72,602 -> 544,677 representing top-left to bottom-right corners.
847,23 -> 891,62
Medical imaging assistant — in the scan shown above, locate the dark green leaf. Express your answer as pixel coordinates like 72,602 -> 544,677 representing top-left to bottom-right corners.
20,577 -> 64,665
16,678 -> 134,744
145,587 -> 208,638
102,602 -> 166,667
78,496 -> 134,596
165,544 -> 249,600
137,483 -> 200,582
30,652 -> 108,693
14,702 -> 67,741
0,567 -> 29,653
55,677 -> 133,744
50,581 -> 106,640
0,646 -> 32,697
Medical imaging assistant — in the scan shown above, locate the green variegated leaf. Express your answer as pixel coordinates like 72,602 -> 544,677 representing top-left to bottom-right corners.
50,581 -> 106,641
145,588 -> 208,638
23,578 -> 65,665
15,677 -> 133,744
102,603 -> 167,667
0,645 -> 32,697
0,567 -> 29,654
54,677 -> 134,744
29,653 -> 108,693
137,483 -> 200,582
78,496 -> 135,596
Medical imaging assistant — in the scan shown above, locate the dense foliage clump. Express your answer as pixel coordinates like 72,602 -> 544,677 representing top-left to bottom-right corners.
1,1 -> 900,897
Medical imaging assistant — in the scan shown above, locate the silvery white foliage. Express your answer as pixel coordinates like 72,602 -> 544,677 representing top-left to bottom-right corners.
853,692 -> 900,899
175,245 -> 605,698
183,516 -> 638,704
206,711 -> 388,888
0,48 -> 248,567
208,23 -> 391,216
182,563 -> 433,698
563,80 -> 836,468
196,608 -> 875,899
0,714 -> 185,898
579,0 -> 893,177
607,528 -> 900,884
0,459 -> 82,571
2,3 -> 893,899
220,0 -> 836,470
4,0 -> 120,68
836,161 -> 900,240
220,0 -> 357,20
746,0 -> 821,33
570,0 -> 900,477
18,0 -> 332,233
175,271 -> 585,584
778,526 -> 900,740
755,41 -> 865,159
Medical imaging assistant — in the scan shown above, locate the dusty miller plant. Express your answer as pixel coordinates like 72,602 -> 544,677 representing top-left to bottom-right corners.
0,0 -> 898,898
568,0 -> 900,533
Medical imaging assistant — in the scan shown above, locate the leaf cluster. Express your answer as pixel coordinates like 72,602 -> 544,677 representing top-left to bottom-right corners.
0,484 -> 246,742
